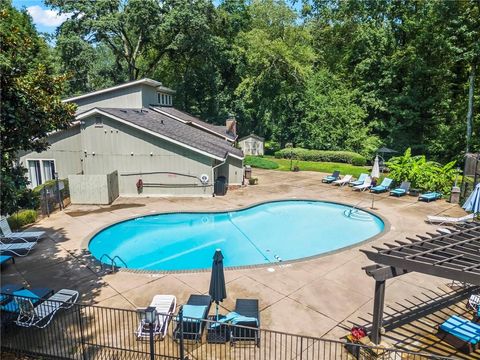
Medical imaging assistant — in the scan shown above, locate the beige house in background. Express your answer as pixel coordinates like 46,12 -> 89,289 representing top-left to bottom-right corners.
19,79 -> 244,202
238,134 -> 264,156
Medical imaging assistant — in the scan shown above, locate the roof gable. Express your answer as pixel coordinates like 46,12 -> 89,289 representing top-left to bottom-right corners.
76,108 -> 243,161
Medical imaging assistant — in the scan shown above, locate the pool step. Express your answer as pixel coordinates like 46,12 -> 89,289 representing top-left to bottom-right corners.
343,209 -> 374,221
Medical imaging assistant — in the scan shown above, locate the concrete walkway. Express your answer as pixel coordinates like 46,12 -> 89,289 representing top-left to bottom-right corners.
1,169 -> 474,357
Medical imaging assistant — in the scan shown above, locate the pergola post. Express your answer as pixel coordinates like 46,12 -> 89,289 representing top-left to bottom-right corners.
371,279 -> 386,344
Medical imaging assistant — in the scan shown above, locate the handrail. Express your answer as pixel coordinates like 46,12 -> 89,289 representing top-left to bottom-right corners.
112,255 -> 128,268
344,201 -> 363,217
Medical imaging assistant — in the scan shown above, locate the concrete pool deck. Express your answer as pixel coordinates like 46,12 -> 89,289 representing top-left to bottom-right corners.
1,169 -> 477,358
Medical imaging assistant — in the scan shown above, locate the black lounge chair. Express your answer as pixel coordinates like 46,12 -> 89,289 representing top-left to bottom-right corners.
322,170 -> 340,184
173,294 -> 211,343
231,299 -> 260,347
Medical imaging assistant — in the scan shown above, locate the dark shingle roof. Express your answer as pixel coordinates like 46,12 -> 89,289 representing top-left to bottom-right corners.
153,106 -> 236,140
97,108 -> 243,160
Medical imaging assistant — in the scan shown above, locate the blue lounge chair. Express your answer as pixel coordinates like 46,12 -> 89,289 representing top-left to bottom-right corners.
173,294 -> 211,342
349,173 -> 368,187
419,191 -> 442,202
0,255 -> 14,266
437,315 -> 480,354
390,181 -> 411,197
370,178 -> 393,193
322,171 -> 340,184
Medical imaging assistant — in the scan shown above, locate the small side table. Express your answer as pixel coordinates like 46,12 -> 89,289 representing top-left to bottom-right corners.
207,315 -> 230,343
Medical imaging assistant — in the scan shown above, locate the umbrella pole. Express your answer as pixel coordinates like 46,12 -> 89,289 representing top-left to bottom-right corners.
216,303 -> 219,321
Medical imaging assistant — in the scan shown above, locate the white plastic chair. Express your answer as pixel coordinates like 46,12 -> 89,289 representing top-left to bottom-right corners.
468,294 -> 480,312
136,295 -> 177,339
15,289 -> 79,328
333,175 -> 353,186
353,177 -> 372,191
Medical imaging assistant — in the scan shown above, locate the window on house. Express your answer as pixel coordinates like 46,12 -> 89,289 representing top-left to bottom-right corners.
157,92 -> 172,106
27,159 -> 56,188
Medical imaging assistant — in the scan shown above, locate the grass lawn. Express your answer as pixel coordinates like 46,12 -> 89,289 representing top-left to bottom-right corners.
246,156 -> 370,177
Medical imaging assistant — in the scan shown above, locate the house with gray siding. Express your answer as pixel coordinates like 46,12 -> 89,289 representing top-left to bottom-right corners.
19,79 -> 244,202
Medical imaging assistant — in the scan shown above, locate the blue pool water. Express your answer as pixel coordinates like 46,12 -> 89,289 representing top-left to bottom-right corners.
88,200 -> 384,271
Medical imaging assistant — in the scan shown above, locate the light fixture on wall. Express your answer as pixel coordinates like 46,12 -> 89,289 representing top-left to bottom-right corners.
92,152 -> 95,156
131,152 -> 134,156
150,152 -> 153,156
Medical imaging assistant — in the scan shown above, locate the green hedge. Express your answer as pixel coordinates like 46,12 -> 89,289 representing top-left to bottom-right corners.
274,148 -> 367,166
7,210 -> 38,230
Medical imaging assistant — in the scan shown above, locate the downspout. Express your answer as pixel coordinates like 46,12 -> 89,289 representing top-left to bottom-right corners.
211,156 -> 227,197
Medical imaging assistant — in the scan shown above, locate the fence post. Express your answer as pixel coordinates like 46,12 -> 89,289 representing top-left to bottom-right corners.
43,187 -> 49,217
55,173 -> 63,210
77,305 -> 87,360
178,306 -> 185,360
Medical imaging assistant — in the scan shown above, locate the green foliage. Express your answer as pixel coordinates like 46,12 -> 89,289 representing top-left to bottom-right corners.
265,157 -> 368,177
386,148 -> 459,194
264,140 -> 281,155
0,2 -> 75,215
245,156 -> 279,169
7,210 -> 38,231
275,148 -> 366,166
47,0 -> 479,162
297,70 -> 380,156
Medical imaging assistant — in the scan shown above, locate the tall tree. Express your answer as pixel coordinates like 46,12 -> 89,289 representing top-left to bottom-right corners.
0,1 -> 75,214
49,0 -> 170,81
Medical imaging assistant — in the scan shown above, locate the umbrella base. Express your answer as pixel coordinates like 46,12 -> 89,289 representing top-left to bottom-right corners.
207,315 -> 230,343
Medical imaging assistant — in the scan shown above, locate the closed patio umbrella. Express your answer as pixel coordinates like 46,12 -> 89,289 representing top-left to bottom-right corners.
209,249 -> 227,320
371,155 -> 380,179
463,183 -> 480,215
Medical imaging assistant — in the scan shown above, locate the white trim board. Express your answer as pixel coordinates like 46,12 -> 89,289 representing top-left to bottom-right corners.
63,78 -> 174,103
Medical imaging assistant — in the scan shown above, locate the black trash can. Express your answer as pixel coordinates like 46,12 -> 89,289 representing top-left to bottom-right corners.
214,176 -> 228,196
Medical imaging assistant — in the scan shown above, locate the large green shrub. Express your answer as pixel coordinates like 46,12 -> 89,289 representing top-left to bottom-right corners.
274,148 -> 366,166
245,156 -> 279,169
7,209 -> 38,230
386,148 -> 458,194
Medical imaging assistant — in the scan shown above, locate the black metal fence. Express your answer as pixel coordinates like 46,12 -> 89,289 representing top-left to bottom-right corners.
38,178 -> 69,216
0,295 -> 452,360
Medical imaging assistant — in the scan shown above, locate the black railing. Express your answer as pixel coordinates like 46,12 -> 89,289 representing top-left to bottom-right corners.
0,294 -> 453,360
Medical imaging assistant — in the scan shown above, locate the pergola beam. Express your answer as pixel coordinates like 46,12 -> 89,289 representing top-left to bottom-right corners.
362,222 -> 480,345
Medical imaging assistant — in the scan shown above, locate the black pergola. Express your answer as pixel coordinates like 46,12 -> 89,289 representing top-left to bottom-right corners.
361,222 -> 480,344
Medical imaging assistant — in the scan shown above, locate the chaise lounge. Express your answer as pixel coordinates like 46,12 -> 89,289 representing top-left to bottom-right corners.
0,217 -> 45,242
136,294 -> 177,340
0,238 -> 36,256
426,213 -> 475,225
419,191 -> 442,202
437,315 -> 480,354
390,181 -> 410,197
349,173 -> 368,187
322,171 -> 340,184
332,175 -> 353,186
230,299 -> 260,347
370,178 -> 393,193
15,289 -> 79,328
353,176 -> 372,192
173,294 -> 211,343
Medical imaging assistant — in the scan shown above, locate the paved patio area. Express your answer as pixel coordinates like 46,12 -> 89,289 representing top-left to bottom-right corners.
2,169 -> 478,358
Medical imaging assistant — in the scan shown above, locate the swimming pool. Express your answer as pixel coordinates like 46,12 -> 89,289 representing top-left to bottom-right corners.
88,200 -> 384,271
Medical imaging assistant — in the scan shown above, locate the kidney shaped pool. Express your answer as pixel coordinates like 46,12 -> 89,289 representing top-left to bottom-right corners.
88,200 -> 384,271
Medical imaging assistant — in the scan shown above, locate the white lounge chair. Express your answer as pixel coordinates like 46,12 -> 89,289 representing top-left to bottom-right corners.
426,213 -> 475,225
353,177 -> 372,191
0,238 -> 36,256
1,217 -> 45,242
15,289 -> 79,328
468,294 -> 480,312
136,295 -> 177,339
333,175 -> 353,186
